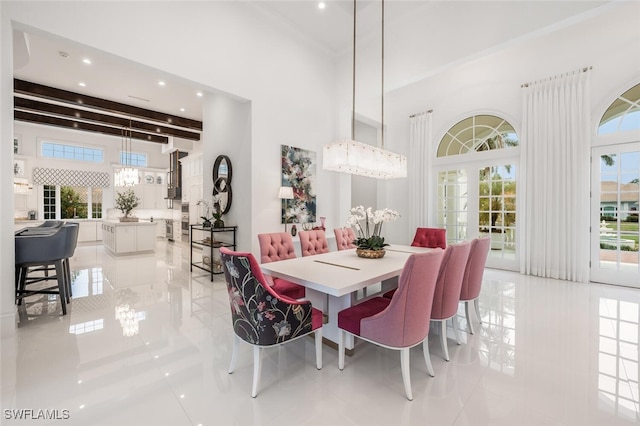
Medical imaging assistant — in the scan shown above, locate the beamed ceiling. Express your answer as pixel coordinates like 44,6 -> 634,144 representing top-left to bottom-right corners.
13,79 -> 203,144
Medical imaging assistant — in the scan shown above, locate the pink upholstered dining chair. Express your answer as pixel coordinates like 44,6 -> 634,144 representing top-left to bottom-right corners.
430,240 -> 471,361
411,227 -> 447,249
220,247 -> 323,397
337,249 -> 444,400
459,237 -> 490,334
334,227 -> 356,251
257,232 -> 305,299
298,229 -> 330,257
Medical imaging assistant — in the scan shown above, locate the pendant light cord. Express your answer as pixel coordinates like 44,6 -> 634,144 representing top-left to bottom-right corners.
351,0 -> 356,141
381,0 -> 385,150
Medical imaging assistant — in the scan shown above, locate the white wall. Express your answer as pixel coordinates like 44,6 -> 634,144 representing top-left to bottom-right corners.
1,2 -> 17,337
1,1 -> 340,336
381,1 -> 640,244
201,94 -> 252,252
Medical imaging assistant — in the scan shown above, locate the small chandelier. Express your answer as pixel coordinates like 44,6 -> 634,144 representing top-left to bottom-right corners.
323,0 -> 406,180
114,120 -> 140,187
115,304 -> 139,337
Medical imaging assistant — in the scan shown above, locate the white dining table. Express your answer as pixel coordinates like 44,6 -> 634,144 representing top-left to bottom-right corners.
260,244 -> 433,350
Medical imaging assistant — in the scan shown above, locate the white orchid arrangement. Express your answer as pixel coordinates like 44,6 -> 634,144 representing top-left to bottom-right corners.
346,206 -> 400,250
197,195 -> 222,222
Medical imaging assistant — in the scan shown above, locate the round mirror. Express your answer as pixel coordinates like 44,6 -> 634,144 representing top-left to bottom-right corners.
213,155 -> 232,215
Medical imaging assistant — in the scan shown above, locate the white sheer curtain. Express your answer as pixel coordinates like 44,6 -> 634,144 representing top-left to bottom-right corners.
408,111 -> 432,232
520,69 -> 591,282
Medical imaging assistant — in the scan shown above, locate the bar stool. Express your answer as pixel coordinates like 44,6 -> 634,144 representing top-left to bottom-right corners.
15,225 -> 70,315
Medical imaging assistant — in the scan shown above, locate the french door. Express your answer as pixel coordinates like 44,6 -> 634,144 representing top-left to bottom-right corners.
436,158 -> 518,271
591,143 -> 640,287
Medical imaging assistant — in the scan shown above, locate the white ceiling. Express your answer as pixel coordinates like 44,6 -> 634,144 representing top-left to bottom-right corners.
12,1 -> 614,124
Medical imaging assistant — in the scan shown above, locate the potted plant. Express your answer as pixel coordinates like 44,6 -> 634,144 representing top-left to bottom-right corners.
198,195 -> 224,228
347,206 -> 400,258
115,189 -> 139,222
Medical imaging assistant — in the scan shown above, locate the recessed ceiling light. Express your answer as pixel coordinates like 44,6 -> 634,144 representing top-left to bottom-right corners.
196,91 -> 203,97
82,58 -> 91,65
158,81 -> 166,86
318,2 -> 326,9
78,82 -> 86,87
180,107 -> 185,112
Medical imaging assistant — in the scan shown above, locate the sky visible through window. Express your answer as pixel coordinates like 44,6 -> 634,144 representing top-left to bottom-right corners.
41,141 -> 103,163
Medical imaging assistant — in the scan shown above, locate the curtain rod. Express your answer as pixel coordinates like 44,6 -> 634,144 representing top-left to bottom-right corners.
521,66 -> 592,88
409,109 -> 433,118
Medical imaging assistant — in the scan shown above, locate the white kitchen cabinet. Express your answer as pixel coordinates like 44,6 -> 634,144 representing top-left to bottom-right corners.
155,219 -> 166,238
101,220 -> 157,255
142,183 -> 165,209
77,221 -> 97,242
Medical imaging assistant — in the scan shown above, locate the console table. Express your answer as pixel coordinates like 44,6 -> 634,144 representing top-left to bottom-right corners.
190,225 -> 237,281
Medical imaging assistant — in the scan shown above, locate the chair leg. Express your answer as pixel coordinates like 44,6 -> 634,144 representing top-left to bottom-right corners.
251,346 -> 262,398
54,261 -> 67,315
474,298 -> 482,324
228,335 -> 239,374
400,348 -> 413,401
423,339 -> 435,377
452,316 -> 462,345
15,266 -> 21,304
64,259 -> 72,302
465,301 -> 475,335
315,329 -> 323,370
17,267 -> 28,306
338,329 -> 345,370
440,320 -> 449,361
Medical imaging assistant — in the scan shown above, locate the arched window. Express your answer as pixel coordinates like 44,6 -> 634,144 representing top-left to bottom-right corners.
598,83 -> 640,134
591,82 -> 640,286
437,114 -> 518,157
435,114 -> 519,270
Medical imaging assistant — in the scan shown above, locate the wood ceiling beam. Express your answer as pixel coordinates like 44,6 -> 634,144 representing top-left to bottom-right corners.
14,97 -> 201,141
14,110 -> 169,144
14,79 -> 203,131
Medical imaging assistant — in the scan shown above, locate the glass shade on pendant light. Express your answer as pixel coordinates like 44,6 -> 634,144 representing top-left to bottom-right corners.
114,123 -> 140,187
114,167 -> 140,187
323,139 -> 407,179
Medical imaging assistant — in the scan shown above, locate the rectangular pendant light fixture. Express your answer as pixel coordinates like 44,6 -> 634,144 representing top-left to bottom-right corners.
323,139 -> 406,179
323,0 -> 407,180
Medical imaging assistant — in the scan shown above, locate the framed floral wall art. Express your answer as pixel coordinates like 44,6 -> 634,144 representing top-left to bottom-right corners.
281,145 -> 316,224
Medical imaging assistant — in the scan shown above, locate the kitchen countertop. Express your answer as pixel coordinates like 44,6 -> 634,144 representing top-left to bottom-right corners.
102,220 -> 158,226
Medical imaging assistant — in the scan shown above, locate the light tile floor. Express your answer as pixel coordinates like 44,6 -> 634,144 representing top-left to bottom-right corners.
2,240 -> 639,425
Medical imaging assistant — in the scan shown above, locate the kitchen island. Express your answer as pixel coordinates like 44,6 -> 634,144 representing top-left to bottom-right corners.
101,220 -> 157,255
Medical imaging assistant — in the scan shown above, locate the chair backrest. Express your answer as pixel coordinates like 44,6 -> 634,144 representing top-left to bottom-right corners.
63,222 -> 80,258
359,249 -> 444,348
411,227 -> 446,249
334,228 -> 356,251
431,240 -> 472,320
460,237 -> 490,301
299,230 -> 329,256
258,232 -> 296,263
15,226 -> 67,265
220,247 -> 315,346
38,220 -> 64,228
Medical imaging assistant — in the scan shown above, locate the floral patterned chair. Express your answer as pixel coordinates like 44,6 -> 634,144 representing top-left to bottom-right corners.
220,247 -> 323,398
